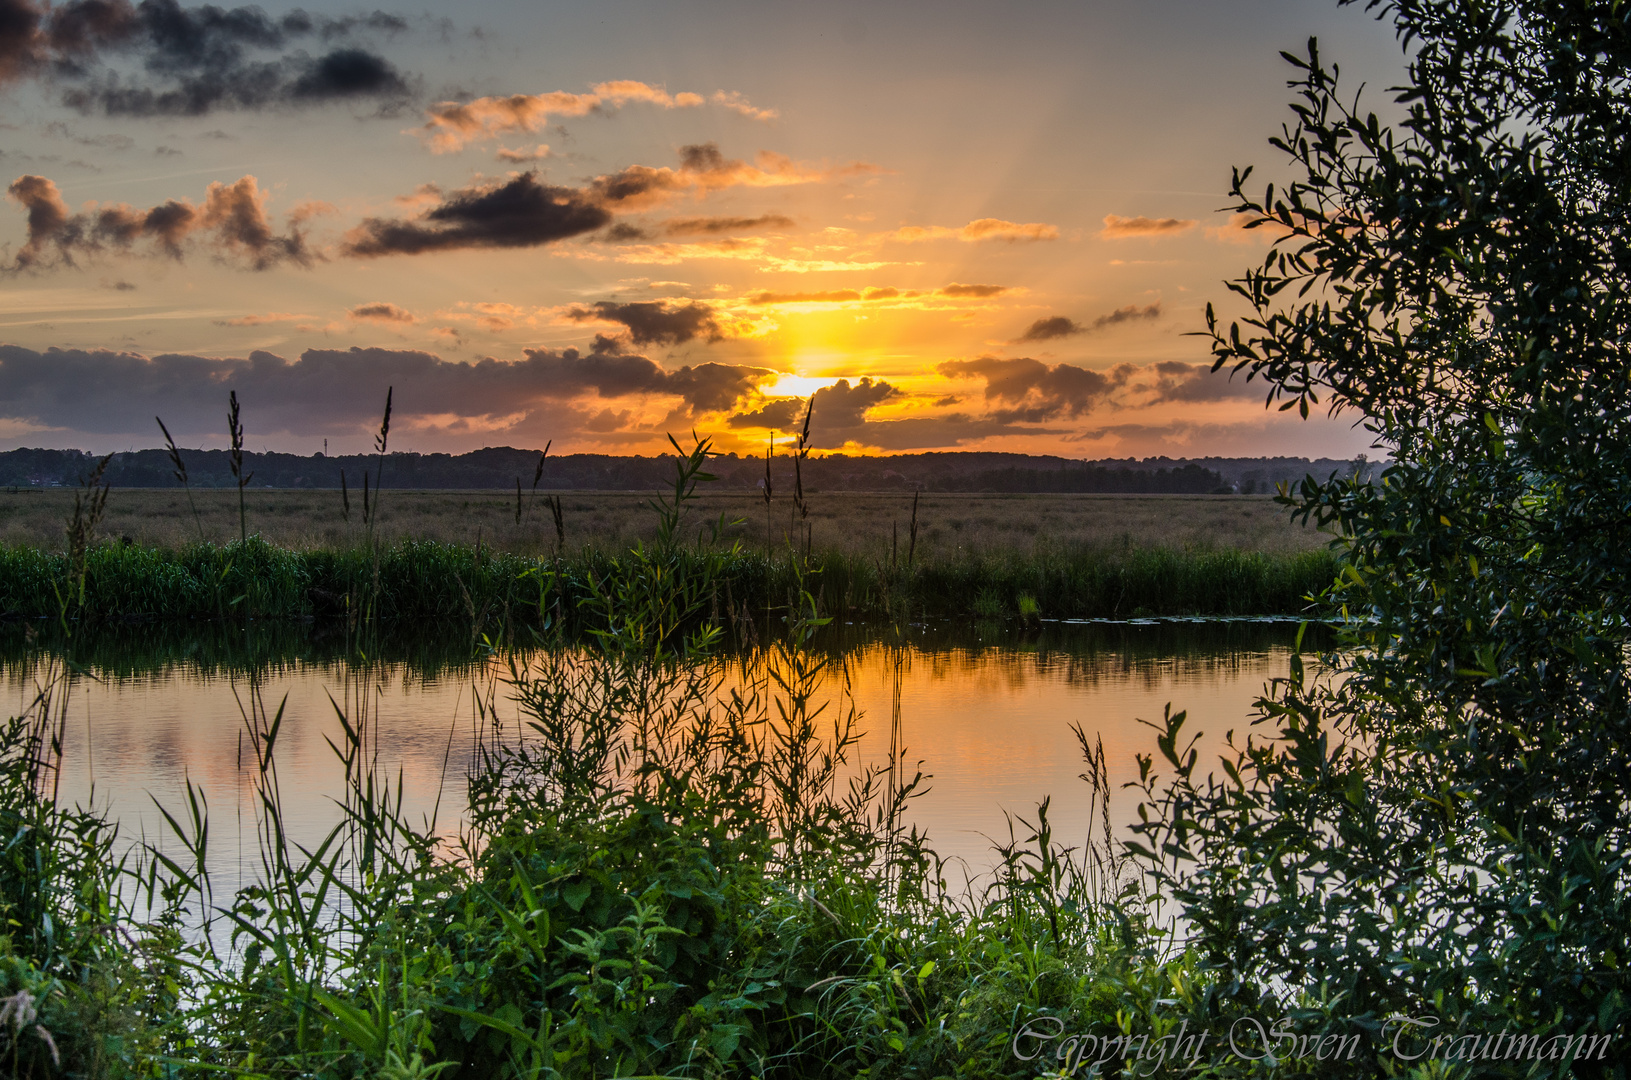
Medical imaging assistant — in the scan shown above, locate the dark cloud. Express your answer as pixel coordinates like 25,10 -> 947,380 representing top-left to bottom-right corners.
939,282 -> 1007,298
0,0 -> 45,83
727,397 -> 802,431
1090,301 -> 1161,329
587,163 -> 687,209
343,173 -> 611,257
1143,360 -> 1260,403
659,213 -> 793,236
5,173 -> 311,270
600,221 -> 651,242
562,300 -> 721,345
0,343 -> 773,438
1018,316 -> 1084,342
286,47 -> 407,102
725,378 -> 899,440
4,0 -> 412,114
938,356 -> 1125,422
1017,303 -> 1161,343
810,377 -> 899,428
348,301 -> 414,323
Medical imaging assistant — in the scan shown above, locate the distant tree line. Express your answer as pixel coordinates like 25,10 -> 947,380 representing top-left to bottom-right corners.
930,462 -> 1227,493
0,446 -> 1376,494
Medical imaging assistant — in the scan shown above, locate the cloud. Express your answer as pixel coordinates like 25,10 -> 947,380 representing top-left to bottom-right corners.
1015,303 -> 1162,342
1017,316 -> 1084,341
1090,301 -> 1162,329
939,282 -> 1008,298
1100,214 -> 1196,238
659,213 -> 793,236
588,143 -> 877,210
938,355 -> 1126,421
413,81 -> 775,152
810,377 -> 900,427
5,172 -> 311,270
1016,303 -> 1163,343
0,343 -> 775,438
343,172 -> 611,257
0,0 -> 44,85
414,91 -> 601,153
214,311 -> 309,326
348,301 -> 415,324
726,397 -> 803,430
726,376 -> 899,436
1142,360 -> 1261,404
494,143 -> 550,163
561,300 -> 721,345
15,0 -> 414,115
884,218 -> 1058,243
711,90 -> 777,121
742,283 -> 1011,308
748,289 -> 863,305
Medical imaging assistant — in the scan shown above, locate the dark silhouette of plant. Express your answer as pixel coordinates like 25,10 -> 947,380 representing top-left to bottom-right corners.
155,416 -> 204,542
226,392 -> 250,544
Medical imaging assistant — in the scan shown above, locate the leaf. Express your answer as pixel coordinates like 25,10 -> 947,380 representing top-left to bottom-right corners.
562,879 -> 592,912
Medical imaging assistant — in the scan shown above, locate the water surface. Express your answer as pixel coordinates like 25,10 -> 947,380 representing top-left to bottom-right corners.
2,618 -> 1317,882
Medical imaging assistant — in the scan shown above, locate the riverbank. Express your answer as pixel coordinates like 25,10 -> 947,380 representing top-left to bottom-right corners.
0,536 -> 1339,623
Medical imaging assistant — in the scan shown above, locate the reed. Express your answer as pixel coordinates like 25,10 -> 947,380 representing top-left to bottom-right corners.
0,538 -> 1338,625
155,416 -> 204,543
227,391 -> 251,545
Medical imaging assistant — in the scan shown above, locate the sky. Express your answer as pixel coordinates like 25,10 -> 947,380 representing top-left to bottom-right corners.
0,0 -> 1406,458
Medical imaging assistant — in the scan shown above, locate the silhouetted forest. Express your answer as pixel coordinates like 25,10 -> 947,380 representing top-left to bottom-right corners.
0,446 -> 1379,494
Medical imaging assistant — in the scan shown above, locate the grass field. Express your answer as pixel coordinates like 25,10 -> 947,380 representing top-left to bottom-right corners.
0,487 -> 1325,555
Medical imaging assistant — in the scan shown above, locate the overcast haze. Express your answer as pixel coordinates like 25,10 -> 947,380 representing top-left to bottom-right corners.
1,0 -> 1404,458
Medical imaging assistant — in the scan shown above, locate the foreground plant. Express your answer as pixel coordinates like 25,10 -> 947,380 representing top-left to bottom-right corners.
1130,1 -> 1631,1075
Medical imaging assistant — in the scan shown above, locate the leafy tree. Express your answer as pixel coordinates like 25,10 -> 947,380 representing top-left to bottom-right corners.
1133,1 -> 1631,1074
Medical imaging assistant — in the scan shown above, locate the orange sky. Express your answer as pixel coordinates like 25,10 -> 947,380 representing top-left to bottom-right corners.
0,0 -> 1403,458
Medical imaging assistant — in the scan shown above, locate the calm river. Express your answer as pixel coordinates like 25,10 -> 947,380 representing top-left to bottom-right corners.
2,618 -> 1316,887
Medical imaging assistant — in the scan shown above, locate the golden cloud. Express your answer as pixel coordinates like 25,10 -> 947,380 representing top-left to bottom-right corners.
882,218 -> 1059,243
412,82 -> 775,152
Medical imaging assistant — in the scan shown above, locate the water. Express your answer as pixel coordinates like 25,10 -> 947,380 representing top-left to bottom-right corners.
2,618 -> 1319,884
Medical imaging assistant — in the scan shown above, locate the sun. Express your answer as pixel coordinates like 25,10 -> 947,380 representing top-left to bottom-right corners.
758,373 -> 843,398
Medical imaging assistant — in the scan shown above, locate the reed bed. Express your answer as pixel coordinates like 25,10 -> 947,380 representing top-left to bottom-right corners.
0,536 -> 1338,624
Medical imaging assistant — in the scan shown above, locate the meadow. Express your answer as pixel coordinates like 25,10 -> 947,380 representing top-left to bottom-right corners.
0,487 -> 1325,556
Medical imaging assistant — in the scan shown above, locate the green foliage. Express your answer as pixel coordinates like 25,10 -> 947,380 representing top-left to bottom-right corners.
1130,1 -> 1631,1074
0,538 -> 1336,625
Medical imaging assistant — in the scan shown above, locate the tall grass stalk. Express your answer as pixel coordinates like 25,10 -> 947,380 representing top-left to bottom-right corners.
155,416 -> 205,543
227,391 -> 251,545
